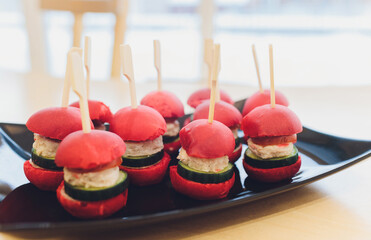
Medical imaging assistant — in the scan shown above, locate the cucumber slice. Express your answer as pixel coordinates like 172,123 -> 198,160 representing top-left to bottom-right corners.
177,161 -> 234,184
121,150 -> 164,168
163,134 -> 179,144
64,171 -> 129,201
31,148 -> 63,171
244,146 -> 299,169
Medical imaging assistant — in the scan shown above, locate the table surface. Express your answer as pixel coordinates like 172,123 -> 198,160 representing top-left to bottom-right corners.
0,72 -> 370,240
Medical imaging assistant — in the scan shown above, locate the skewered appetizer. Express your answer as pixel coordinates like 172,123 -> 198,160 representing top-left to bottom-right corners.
241,104 -> 302,182
193,100 -> 243,162
170,119 -> 235,200
110,105 -> 171,186
55,130 -> 128,219
24,107 -> 93,191
141,90 -> 184,155
242,89 -> 289,117
70,100 -> 113,130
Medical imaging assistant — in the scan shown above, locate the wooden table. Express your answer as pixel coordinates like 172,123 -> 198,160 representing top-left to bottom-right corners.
0,72 -> 370,239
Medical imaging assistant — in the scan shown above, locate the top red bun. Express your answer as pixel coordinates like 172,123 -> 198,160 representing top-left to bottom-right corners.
55,130 -> 126,170
187,88 -> 234,109
140,90 -> 184,119
26,107 -> 93,140
110,105 -> 166,141
70,100 -> 113,123
193,100 -> 242,129
180,119 -> 235,159
242,104 -> 302,138
242,89 -> 289,116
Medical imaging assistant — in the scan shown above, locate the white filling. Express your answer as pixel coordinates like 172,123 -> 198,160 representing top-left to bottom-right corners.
164,120 -> 180,137
32,134 -> 60,158
124,136 -> 164,157
177,148 -> 229,173
247,138 -> 294,159
64,166 -> 120,188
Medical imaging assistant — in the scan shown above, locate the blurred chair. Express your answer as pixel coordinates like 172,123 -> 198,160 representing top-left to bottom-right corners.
24,0 -> 129,78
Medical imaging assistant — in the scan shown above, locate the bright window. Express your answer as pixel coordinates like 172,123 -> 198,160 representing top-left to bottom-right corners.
0,0 -> 371,85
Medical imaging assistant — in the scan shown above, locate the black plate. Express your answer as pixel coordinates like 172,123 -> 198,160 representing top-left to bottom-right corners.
0,100 -> 370,232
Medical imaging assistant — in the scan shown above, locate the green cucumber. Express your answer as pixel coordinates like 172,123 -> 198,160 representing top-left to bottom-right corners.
177,161 -> 234,184
121,150 -> 164,168
31,148 -> 63,171
163,134 -> 179,144
244,146 -> 299,169
64,171 -> 129,201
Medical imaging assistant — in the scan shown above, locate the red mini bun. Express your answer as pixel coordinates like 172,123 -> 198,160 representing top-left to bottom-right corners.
243,156 -> 301,182
26,107 -> 93,140
187,88 -> 234,109
170,166 -> 235,200
242,104 -> 302,138
193,100 -> 242,129
55,130 -> 126,170
180,119 -> 235,159
228,144 -> 242,163
57,183 -> 128,219
164,138 -> 181,155
70,100 -> 113,123
242,89 -> 289,116
119,152 -> 171,186
110,105 -> 166,141
23,160 -> 63,191
140,90 -> 184,119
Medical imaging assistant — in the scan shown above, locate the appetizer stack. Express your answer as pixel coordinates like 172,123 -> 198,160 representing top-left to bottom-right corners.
56,130 -> 128,218
242,104 -> 302,182
55,50 -> 128,218
110,105 -> 171,186
141,40 -> 185,155
24,107 -> 92,191
110,44 -> 171,186
170,44 -> 236,200
241,45 -> 302,182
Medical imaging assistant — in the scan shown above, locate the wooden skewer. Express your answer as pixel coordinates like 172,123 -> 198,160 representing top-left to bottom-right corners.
120,44 -> 137,109
70,51 -> 91,133
215,44 -> 221,102
269,44 -> 275,108
154,40 -> 162,91
62,47 -> 82,108
208,43 -> 220,124
252,44 -> 263,93
204,39 -> 214,88
84,36 -> 91,99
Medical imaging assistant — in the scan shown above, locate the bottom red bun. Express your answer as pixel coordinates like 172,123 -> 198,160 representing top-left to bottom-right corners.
23,160 -> 64,191
164,138 -> 181,155
228,144 -> 242,163
120,152 -> 171,186
243,156 -> 301,183
169,165 -> 235,200
57,182 -> 128,219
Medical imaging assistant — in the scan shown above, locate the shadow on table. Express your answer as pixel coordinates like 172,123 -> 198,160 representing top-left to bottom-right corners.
4,185 -> 326,240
